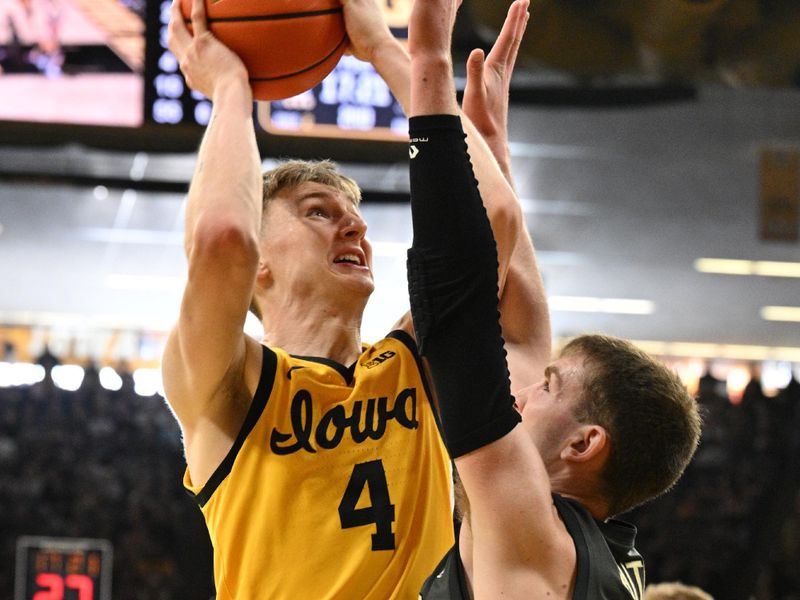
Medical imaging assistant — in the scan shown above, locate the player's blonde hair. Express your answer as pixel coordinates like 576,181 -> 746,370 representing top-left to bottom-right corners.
262,159 -> 361,210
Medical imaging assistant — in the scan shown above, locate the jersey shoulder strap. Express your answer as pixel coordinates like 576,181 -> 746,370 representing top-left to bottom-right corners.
188,344 -> 279,506
554,494 -> 645,600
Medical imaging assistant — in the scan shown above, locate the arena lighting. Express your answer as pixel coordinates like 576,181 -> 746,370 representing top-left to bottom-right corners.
694,258 -> 800,278
508,141 -> 600,160
760,306 -> 800,322
548,296 -> 655,315
99,366 -> 123,391
726,366 -> 751,400
631,340 -> 800,363
761,361 -> 794,396
129,152 -> 149,181
51,365 -> 84,391
132,368 -> 162,397
0,363 -> 45,387
93,185 -> 109,201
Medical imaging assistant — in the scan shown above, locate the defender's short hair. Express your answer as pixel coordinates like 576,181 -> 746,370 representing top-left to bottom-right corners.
644,582 -> 714,600
562,334 -> 701,516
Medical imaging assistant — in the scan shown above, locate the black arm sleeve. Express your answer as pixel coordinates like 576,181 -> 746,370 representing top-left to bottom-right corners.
407,114 -> 520,459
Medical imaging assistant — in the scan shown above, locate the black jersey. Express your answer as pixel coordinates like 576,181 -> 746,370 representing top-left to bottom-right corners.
420,494 -> 645,600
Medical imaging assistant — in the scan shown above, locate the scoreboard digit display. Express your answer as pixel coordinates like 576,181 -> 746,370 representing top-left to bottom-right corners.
144,0 -> 411,141
15,537 -> 113,600
144,0 -> 213,127
256,54 -> 406,141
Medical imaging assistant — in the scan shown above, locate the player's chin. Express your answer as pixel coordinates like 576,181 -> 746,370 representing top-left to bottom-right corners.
335,270 -> 375,297
333,263 -> 373,282
355,277 -> 376,297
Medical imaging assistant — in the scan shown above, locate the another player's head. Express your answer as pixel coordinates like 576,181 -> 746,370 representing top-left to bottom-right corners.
644,581 -> 714,600
250,160 -> 373,321
516,334 -> 701,517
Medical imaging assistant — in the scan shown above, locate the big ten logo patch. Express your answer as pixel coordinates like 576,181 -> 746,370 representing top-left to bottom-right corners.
363,350 -> 396,369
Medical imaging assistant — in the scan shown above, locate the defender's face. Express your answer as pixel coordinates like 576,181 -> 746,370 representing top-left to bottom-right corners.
514,352 -> 587,468
261,182 -> 374,298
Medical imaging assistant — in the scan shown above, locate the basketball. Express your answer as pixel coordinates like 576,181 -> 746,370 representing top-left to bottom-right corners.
180,0 -> 347,101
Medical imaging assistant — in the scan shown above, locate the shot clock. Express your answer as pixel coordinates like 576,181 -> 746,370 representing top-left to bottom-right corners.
14,537 -> 113,600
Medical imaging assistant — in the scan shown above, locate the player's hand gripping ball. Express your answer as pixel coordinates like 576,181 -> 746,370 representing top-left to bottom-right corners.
180,0 -> 347,100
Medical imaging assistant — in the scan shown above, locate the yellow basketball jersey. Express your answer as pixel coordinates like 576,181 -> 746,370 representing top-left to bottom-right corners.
184,330 -> 454,599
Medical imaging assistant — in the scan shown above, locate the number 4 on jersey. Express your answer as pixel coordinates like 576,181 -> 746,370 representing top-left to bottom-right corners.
338,459 -> 396,551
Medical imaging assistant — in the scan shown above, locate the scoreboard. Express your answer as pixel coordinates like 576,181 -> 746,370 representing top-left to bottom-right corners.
144,0 -> 411,141
15,537 -> 113,600
256,54 -> 406,141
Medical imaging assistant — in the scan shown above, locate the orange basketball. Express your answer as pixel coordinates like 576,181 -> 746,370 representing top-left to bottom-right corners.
180,0 -> 347,101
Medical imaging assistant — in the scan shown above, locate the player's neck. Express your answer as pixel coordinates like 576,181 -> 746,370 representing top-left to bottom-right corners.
550,471 -> 610,521
261,300 -> 364,365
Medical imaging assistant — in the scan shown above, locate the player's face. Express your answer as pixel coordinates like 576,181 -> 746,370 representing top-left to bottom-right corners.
514,352 -> 587,469
261,181 -> 375,299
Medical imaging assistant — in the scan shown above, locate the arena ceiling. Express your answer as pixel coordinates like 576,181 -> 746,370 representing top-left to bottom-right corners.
464,0 -> 800,88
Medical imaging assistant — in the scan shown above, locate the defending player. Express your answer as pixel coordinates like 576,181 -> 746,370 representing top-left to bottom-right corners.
403,0 -> 702,598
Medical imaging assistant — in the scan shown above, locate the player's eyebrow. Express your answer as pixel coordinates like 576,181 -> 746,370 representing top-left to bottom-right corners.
297,190 -> 336,202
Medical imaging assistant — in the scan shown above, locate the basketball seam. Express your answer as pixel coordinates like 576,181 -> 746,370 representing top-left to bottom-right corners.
183,7 -> 342,24
249,34 -> 347,82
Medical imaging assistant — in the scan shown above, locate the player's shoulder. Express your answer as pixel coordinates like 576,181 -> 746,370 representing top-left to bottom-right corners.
362,330 -> 425,368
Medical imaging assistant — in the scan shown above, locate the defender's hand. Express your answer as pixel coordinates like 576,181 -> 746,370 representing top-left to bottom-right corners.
462,0 -> 529,177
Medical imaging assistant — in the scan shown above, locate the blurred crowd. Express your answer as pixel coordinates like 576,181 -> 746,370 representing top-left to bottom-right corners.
632,371 -> 800,599
0,358 -> 798,599
0,362 -> 214,600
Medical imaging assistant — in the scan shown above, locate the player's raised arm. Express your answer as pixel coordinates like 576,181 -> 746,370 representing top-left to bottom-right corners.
406,0 -> 575,597
162,0 -> 261,469
342,0 -> 523,335
461,0 -> 551,391
461,1 -> 529,185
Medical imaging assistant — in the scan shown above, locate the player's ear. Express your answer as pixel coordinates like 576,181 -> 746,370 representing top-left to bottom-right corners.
561,424 -> 608,464
255,258 -> 272,286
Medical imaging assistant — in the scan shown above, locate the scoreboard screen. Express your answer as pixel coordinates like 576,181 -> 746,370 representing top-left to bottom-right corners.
144,0 -> 410,141
15,537 -> 113,600
256,54 -> 406,141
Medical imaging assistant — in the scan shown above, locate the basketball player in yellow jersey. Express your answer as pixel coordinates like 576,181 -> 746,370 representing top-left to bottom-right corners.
164,0 -> 535,597
183,331 -> 453,598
